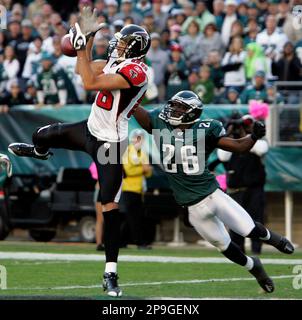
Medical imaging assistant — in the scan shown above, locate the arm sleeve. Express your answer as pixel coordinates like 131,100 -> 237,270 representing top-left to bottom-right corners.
250,139 -> 269,157
210,120 -> 227,147
117,63 -> 147,87
217,149 -> 232,162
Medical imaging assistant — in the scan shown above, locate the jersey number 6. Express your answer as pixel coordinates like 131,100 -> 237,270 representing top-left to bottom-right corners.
96,90 -> 114,111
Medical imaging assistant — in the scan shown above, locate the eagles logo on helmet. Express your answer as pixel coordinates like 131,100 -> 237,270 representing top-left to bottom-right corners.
160,91 -> 204,126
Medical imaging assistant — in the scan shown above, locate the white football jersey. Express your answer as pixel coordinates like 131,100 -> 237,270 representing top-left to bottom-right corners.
87,57 -> 148,142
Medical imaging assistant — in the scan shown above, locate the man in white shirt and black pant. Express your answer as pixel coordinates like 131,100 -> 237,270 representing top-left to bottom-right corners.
218,115 -> 269,255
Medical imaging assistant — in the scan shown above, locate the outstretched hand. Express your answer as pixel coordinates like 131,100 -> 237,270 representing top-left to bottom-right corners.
251,121 -> 266,141
80,6 -> 106,38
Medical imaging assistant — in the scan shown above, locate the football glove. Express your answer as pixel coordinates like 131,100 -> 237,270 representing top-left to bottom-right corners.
80,6 -> 107,39
251,121 -> 266,141
69,23 -> 87,50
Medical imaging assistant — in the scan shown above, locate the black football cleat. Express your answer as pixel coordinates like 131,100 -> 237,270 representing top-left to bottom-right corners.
103,272 -> 122,297
249,256 -> 275,293
8,143 -> 52,160
264,231 -> 294,254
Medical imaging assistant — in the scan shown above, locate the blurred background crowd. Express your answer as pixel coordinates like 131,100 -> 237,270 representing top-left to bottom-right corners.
0,0 -> 302,112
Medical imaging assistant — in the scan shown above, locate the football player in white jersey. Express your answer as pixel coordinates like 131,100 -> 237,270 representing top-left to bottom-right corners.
8,8 -> 151,297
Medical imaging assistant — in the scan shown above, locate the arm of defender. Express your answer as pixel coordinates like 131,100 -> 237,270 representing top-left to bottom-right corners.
217,135 -> 256,153
76,50 -> 130,90
133,106 -> 153,134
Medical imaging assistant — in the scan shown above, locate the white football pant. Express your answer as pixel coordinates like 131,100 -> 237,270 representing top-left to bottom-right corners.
188,188 -> 255,252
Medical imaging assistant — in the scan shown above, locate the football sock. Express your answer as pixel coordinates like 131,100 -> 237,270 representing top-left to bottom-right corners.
103,209 -> 120,264
105,262 -> 117,274
34,148 -> 49,156
222,241 -> 249,267
245,256 -> 254,271
247,221 -> 270,240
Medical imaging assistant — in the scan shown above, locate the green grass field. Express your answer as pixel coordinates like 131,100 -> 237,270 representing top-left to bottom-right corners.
0,241 -> 302,300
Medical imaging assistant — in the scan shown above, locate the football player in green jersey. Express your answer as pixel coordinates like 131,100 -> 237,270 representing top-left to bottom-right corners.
134,90 -> 294,293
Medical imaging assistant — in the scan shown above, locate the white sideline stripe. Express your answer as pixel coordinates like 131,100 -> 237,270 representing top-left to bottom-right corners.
5,275 -> 295,291
0,252 -> 302,265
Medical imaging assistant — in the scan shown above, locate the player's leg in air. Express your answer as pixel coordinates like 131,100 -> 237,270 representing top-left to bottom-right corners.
188,188 -> 294,293
8,121 -> 125,297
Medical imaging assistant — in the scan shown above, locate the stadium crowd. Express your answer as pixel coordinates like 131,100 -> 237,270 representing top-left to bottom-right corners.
0,0 -> 302,113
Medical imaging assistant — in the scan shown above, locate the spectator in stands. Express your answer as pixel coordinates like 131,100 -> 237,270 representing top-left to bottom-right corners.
229,20 -> 244,46
164,43 -> 189,99
142,12 -> 159,34
0,31 -> 5,56
218,86 -> 240,104
22,36 -> 43,81
14,20 -> 34,78
237,2 -> 248,26
114,0 -> 142,25
204,50 -> 224,91
191,65 -> 215,104
200,22 -> 225,61
272,41 -> 302,104
3,45 -> 19,92
106,0 -> 119,24
244,42 -> 266,83
272,41 -> 302,82
243,18 -> 260,46
172,8 -> 187,27
38,23 -> 54,54
295,39 -> 302,64
161,0 -> 176,15
93,38 -> 109,60
266,82 -> 284,105
78,0 -> 94,12
35,52 -> 67,108
221,36 -> 246,93
213,0 -> 225,31
41,3 -> 54,24
267,0 -> 279,16
24,80 -> 38,105
221,0 -> 238,47
179,20 -> 203,68
94,0 -> 106,15
247,3 -> 261,27
31,14 -> 43,38
121,130 -> 152,250
152,0 -> 168,32
169,24 -> 182,43
195,0 -> 215,32
0,56 -> 8,96
6,20 -> 21,45
10,4 -> 24,23
26,0 -> 46,20
240,71 -> 267,104
277,0 -> 302,44
147,32 -> 169,102
256,15 -> 288,80
0,80 -> 28,113
135,0 -> 152,17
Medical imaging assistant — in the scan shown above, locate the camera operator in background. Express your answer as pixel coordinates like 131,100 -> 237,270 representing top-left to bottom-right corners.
217,113 -> 269,255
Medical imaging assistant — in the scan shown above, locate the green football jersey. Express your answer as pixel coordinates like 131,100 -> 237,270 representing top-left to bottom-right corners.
149,108 -> 226,206
36,66 -> 67,104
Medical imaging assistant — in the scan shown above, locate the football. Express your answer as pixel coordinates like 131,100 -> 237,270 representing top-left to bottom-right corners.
61,34 -> 77,57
